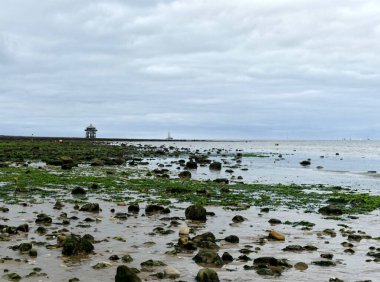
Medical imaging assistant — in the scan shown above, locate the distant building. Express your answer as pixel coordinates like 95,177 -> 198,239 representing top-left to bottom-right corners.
85,124 -> 97,139
166,131 -> 173,140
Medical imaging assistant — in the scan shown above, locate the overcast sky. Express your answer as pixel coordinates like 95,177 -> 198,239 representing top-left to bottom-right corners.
0,0 -> 380,139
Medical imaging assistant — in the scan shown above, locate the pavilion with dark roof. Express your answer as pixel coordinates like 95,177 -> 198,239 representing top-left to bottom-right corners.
85,124 -> 97,139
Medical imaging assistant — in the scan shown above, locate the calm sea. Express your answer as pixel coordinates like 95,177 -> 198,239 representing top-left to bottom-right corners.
129,140 -> 380,194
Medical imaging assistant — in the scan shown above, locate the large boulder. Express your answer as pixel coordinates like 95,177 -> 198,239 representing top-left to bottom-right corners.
196,268 -> 220,282
178,170 -> 192,179
193,250 -> 224,267
185,205 -> 207,221
80,203 -> 100,212
62,234 -> 94,256
318,205 -> 343,216
209,162 -> 222,170
186,161 -> 198,169
115,265 -> 141,282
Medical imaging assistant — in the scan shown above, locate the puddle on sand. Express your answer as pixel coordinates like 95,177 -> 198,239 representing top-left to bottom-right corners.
1,198 -> 379,282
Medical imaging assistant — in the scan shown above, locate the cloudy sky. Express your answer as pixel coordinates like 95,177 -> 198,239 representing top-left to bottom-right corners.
0,0 -> 380,139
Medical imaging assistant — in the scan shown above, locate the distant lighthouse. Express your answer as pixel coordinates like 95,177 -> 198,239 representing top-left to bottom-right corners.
166,131 -> 173,140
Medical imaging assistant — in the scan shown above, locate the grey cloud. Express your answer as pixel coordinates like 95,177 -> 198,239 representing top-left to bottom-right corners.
0,0 -> 380,139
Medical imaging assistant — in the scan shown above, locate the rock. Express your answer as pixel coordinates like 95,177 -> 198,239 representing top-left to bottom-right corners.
91,159 -> 104,166
209,162 -> 222,170
128,204 -> 140,213
179,226 -> 190,236
312,261 -> 336,267
300,160 -> 311,166
71,187 -> 86,195
196,268 -> 220,282
4,273 -> 21,281
164,266 -> 181,279
35,213 -> 52,224
145,204 -> 165,215
185,205 -> 207,221
115,265 -> 141,282
261,207 -> 270,213
321,253 -> 334,260
282,245 -> 303,252
193,232 -> 216,245
29,248 -> 38,257
109,255 -> 120,261
253,257 -> 292,267
329,278 -> 344,282
193,250 -> 224,267
16,224 -> 29,233
232,215 -> 246,223
80,203 -> 100,212
348,234 -> 362,241
224,235 -> 239,244
268,230 -> 285,241
222,252 -> 233,263
36,226 -> 47,235
121,254 -> 133,263
213,178 -> 229,184
140,260 -> 167,267
294,262 -> 308,271
186,161 -> 198,169
62,234 -> 94,256
269,218 -> 282,225
19,242 -> 32,253
92,261 -> 112,269
318,205 -> 343,216
178,171 -> 192,179
53,201 -> 64,210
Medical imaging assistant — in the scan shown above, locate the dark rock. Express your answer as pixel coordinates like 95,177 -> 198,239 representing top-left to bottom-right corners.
128,204 -> 140,213
185,205 -> 206,221
145,205 -> 165,215
140,260 -> 166,267
80,203 -> 100,212
312,261 -> 336,267
115,265 -> 141,282
196,268 -> 219,282
224,235 -> 239,244
214,178 -> 229,184
186,161 -> 198,169
300,160 -> 311,166
269,218 -> 282,224
178,170 -> 192,179
321,253 -> 334,259
318,205 -> 343,216
62,234 -> 94,256
232,215 -> 246,223
193,250 -> 224,267
121,254 -> 133,263
16,224 -> 29,233
193,232 -> 216,244
71,187 -> 86,195
29,248 -> 38,257
35,213 -> 52,224
19,242 -> 32,253
109,255 -> 120,261
222,252 -> 233,263
91,159 -> 104,166
53,201 -> 64,210
209,162 -> 222,170
282,245 -> 304,252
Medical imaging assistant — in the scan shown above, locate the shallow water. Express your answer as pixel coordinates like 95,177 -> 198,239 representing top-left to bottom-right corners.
130,140 -> 380,193
1,198 -> 380,281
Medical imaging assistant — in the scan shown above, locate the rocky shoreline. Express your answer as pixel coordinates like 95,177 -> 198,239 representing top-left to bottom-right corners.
0,140 -> 379,281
